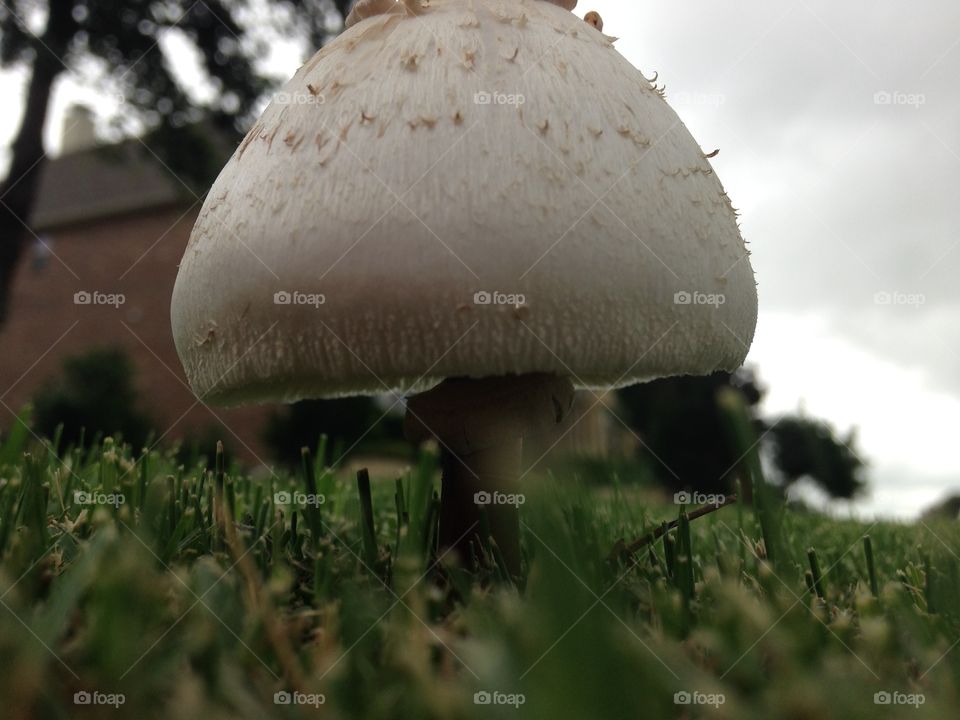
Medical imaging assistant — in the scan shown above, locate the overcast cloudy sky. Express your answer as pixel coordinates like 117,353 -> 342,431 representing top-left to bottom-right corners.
1,0 -> 958,518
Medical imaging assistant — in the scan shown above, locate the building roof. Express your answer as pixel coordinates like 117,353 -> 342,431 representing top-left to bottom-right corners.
29,142 -> 186,232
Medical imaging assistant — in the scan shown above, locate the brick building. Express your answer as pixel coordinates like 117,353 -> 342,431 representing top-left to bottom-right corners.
0,109 -> 621,466
0,111 -> 274,460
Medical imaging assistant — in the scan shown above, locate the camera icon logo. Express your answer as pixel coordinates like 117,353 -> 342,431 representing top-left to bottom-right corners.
74,691 -> 92,705
474,691 -> 492,705
74,491 -> 91,505
874,691 -> 892,705
474,491 -> 492,506
674,691 -> 692,705
274,291 -> 292,305
474,91 -> 492,105
474,291 -> 492,305
274,491 -> 292,505
674,291 -> 692,305
673,491 -> 692,505
74,291 -> 92,305
274,691 -> 292,705
874,91 -> 892,105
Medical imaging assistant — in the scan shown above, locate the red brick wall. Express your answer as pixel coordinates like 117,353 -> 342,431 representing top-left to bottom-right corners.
0,204 -> 276,462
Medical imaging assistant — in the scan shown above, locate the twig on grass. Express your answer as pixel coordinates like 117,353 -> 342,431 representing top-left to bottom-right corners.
609,494 -> 738,563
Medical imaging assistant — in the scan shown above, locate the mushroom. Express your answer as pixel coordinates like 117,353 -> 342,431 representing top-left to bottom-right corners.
345,0 -> 400,29
584,11 -> 603,31
171,0 -> 758,576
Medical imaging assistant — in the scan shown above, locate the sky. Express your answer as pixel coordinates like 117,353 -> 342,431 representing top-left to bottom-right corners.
1,0 -> 959,518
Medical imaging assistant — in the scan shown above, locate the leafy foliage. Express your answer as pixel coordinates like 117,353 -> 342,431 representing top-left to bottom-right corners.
32,347 -> 153,449
0,0 -> 352,320
617,369 -> 765,495
263,397 -> 406,468
617,369 -> 867,500
768,416 -> 867,499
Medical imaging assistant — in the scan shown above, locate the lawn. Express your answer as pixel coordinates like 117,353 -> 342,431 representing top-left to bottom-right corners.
0,406 -> 957,719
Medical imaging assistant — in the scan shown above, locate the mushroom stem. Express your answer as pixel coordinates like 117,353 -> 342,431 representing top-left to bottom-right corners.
437,439 -> 523,573
404,373 -> 575,576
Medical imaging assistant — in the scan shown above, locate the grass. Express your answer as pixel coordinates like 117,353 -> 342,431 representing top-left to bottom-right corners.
0,409 -> 959,718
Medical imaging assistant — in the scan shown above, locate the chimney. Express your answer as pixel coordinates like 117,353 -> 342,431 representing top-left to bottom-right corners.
60,105 -> 98,155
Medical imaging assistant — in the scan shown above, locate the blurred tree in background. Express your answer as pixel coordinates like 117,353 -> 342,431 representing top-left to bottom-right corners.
617,370 -> 764,496
0,0 -> 351,323
617,369 -> 867,500
263,397 -> 405,469
23,347 -> 868,502
174,423 -> 234,469
922,494 -> 960,520
33,347 -> 153,448
767,416 -> 866,500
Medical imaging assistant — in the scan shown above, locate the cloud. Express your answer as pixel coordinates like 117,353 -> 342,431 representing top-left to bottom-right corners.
580,4 -> 955,517
2,0 -> 958,516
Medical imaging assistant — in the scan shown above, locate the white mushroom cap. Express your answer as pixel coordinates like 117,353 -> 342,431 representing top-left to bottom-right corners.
171,0 -> 758,406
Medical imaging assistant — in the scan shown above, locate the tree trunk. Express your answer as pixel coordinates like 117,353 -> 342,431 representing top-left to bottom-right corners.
0,3 -> 74,324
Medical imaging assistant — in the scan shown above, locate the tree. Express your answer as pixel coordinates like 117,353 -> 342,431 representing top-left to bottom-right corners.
616,369 -> 868,500
921,495 -> 960,521
33,347 -> 153,449
766,416 -> 866,500
0,0 -> 352,323
262,397 -> 404,468
617,370 -> 765,496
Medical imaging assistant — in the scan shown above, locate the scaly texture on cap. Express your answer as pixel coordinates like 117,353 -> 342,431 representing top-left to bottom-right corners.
171,0 -> 759,405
